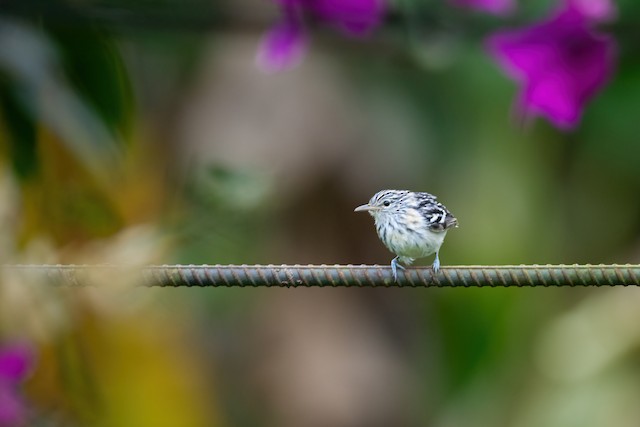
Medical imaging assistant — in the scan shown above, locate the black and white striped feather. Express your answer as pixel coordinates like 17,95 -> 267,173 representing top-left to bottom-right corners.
369,190 -> 458,232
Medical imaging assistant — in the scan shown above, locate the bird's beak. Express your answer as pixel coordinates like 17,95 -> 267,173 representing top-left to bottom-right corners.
354,204 -> 376,212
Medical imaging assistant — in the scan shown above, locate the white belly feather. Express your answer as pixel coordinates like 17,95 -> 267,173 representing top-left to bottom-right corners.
374,210 -> 447,261
385,228 -> 446,259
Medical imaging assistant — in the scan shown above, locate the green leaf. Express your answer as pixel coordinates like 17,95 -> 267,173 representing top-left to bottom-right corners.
46,24 -> 134,141
0,80 -> 38,180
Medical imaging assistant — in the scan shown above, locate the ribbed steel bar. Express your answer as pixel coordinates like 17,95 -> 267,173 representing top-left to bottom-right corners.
3,264 -> 640,287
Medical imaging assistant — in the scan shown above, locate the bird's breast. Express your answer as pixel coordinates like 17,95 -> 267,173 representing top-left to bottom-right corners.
374,213 -> 446,258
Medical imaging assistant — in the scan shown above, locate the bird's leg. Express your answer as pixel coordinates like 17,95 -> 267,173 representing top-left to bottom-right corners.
432,252 -> 441,273
391,256 -> 405,282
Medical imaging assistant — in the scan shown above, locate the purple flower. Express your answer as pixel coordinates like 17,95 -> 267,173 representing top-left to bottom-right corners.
0,344 -> 34,427
299,0 -> 387,35
257,0 -> 386,72
257,9 -> 309,73
487,4 -> 616,129
566,0 -> 616,21
450,0 -> 515,15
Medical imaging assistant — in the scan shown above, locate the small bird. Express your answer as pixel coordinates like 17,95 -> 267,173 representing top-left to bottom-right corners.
355,190 -> 458,281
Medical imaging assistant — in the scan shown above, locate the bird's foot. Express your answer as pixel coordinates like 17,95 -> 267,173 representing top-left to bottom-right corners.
431,253 -> 441,274
391,256 -> 406,282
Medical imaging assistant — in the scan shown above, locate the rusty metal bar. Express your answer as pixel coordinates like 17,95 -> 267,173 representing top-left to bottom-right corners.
3,264 -> 640,287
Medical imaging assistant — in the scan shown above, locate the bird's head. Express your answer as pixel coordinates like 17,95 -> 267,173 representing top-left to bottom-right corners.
354,190 -> 409,218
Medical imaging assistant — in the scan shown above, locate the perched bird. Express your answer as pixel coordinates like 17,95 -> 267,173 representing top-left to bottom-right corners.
355,190 -> 458,281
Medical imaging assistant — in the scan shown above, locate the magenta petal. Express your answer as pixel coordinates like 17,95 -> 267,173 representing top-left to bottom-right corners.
310,0 -> 386,35
271,0 -> 303,6
0,345 -> 32,384
566,0 -> 616,21
256,20 -> 308,73
0,387 -> 26,427
523,75 -> 581,128
487,6 -> 616,130
0,344 -> 32,427
488,33 -> 555,81
257,0 -> 386,72
450,0 -> 515,15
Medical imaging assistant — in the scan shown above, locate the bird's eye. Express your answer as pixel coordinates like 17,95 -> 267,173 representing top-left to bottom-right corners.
383,200 -> 391,207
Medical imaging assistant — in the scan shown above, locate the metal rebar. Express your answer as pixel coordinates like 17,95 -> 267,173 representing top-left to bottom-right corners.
3,264 -> 640,287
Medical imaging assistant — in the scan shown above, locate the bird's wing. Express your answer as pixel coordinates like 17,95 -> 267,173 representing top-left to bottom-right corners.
415,194 -> 458,232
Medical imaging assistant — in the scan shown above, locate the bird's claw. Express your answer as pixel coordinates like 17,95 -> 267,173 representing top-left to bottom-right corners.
391,257 -> 405,282
432,253 -> 440,274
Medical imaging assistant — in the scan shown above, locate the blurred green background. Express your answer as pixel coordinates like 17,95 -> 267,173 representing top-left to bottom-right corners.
1,0 -> 640,426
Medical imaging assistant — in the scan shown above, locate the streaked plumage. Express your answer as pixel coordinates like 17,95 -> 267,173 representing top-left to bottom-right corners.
355,190 -> 458,281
